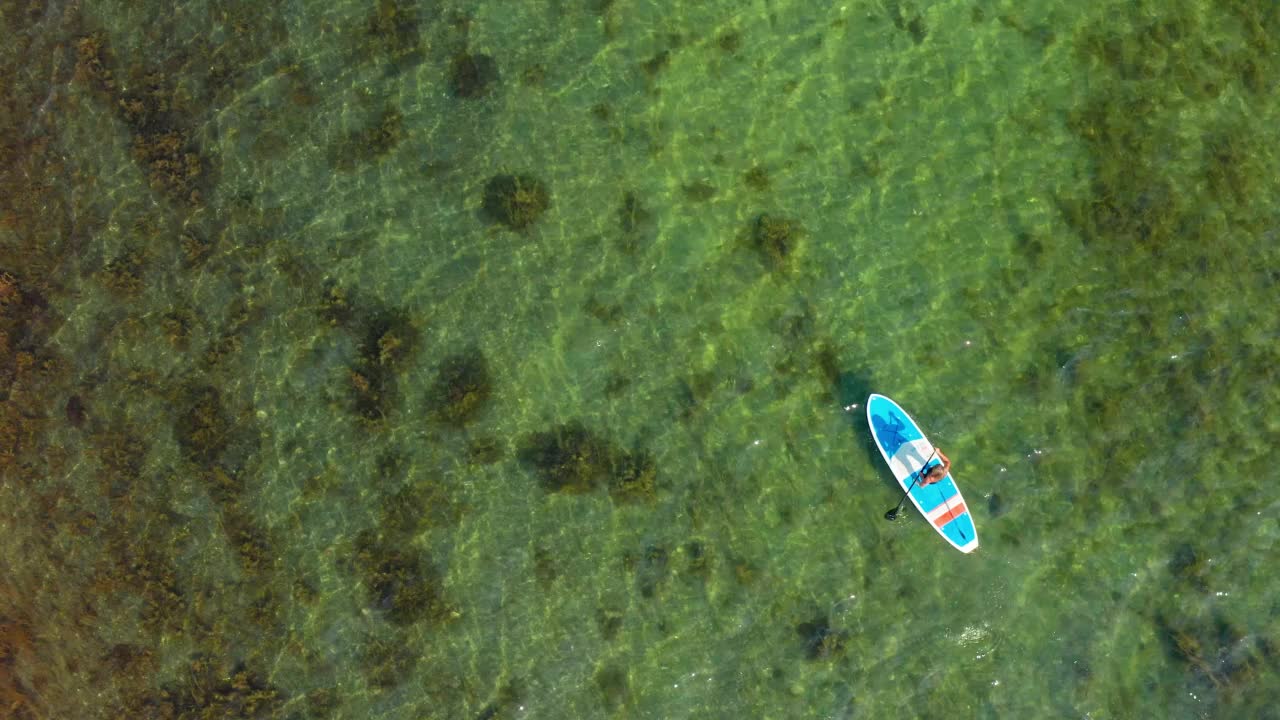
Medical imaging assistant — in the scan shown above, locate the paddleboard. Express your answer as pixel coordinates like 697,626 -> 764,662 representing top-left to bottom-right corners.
866,393 -> 979,553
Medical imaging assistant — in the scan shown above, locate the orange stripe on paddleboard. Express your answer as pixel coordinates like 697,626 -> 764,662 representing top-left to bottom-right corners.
932,502 -> 968,528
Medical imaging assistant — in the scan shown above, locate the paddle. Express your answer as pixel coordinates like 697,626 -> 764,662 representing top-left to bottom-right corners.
884,448 -> 938,521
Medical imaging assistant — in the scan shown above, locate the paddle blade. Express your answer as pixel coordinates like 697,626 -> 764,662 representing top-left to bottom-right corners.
884,508 -> 898,520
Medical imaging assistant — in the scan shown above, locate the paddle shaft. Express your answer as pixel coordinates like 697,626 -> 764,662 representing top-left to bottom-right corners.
885,448 -> 938,519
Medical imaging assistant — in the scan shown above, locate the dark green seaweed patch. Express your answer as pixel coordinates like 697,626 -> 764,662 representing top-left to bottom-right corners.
1064,4 -> 1280,251
749,213 -> 803,271
334,106 -> 406,171
174,385 -> 233,465
381,479 -> 462,534
887,1 -> 928,44
360,308 -> 419,371
366,0 -> 426,69
1153,611 -> 1275,697
718,30 -> 743,54
100,247 -> 148,296
627,544 -> 669,598
517,421 -> 657,502
482,174 -> 551,230
595,664 -> 630,711
3,11 -> 317,718
795,614 -> 848,661
584,296 -> 623,324
617,191 -> 657,252
641,50 -> 670,77
318,280 -> 356,327
681,539 -> 711,579
362,637 -> 419,689
74,33 -> 209,204
427,347 -> 493,427
128,656 -> 284,719
996,13 -> 1057,48
341,302 -> 421,423
349,361 -> 394,421
609,448 -> 657,503
681,180 -> 717,202
353,530 -> 447,626
618,192 -> 650,233
1042,4 -> 1280,524
596,606 -> 625,641
223,513 -> 275,576
64,394 -> 87,428
101,525 -> 187,626
466,436 -> 504,465
518,421 -> 612,494
743,165 -> 770,191
90,427 -> 147,500
449,51 -> 500,98
376,449 -> 410,484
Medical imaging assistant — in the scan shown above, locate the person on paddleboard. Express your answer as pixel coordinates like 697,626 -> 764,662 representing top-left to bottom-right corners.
919,448 -> 951,486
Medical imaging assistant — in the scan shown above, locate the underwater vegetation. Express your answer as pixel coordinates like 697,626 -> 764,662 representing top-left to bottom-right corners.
517,421 -> 611,494
1154,541 -> 1280,707
74,33 -> 208,204
126,655 -> 284,719
795,614 -> 849,661
349,360 -> 394,422
360,306 -> 420,370
100,247 -> 149,296
681,180 -> 717,202
747,213 -> 803,271
366,0 -> 426,70
617,192 -> 651,235
380,476 -> 464,534
743,165 -> 770,191
517,421 -> 657,502
641,49 -> 670,79
1153,610 -> 1276,696
1011,2 -> 1280,527
223,512 -> 276,576
352,529 -> 449,626
0,7 -> 330,718
595,664 -> 630,712
481,174 -> 551,230
449,51 -> 500,98
466,436 -> 504,465
886,1 -> 928,45
174,385 -> 233,465
361,636 -> 420,689
426,347 -> 493,427
627,544 -> 669,599
0,602 -> 39,720
717,30 -> 743,54
333,106 -> 406,171
319,288 -> 421,423
1062,1 -> 1279,255
0,271 -> 60,471
616,191 -> 657,252
596,606 -> 625,641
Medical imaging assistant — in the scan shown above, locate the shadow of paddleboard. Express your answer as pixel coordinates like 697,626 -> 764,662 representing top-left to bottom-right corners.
828,367 -> 901,496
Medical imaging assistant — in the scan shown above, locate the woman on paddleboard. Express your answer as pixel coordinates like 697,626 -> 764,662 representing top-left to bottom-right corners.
919,448 -> 951,485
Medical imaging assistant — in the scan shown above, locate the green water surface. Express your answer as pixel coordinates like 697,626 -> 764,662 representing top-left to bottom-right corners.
1,0 -> 1278,718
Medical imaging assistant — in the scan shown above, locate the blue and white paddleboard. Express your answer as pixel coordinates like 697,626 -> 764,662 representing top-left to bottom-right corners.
866,393 -> 978,553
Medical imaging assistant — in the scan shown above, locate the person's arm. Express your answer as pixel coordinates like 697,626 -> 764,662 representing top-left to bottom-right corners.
937,448 -> 950,472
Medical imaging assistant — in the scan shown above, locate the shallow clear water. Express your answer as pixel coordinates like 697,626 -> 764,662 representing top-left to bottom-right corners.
1,0 -> 1278,718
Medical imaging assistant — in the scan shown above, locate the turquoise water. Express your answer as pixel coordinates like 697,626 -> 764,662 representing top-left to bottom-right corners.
1,0 -> 1278,718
